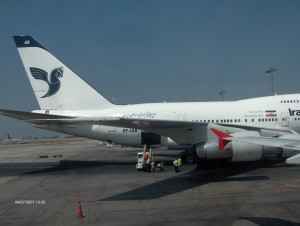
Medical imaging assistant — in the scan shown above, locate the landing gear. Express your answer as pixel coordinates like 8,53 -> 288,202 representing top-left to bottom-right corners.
180,149 -> 198,164
186,156 -> 196,164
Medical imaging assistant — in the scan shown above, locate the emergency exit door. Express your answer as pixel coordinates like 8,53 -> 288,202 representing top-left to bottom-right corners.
178,114 -> 186,121
281,112 -> 290,127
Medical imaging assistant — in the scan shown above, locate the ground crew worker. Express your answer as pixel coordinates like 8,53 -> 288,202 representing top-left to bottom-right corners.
173,158 -> 182,173
144,151 -> 149,161
178,158 -> 182,171
173,159 -> 179,173
146,158 -> 151,173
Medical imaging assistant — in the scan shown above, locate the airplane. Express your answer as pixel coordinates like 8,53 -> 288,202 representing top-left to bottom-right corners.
1,35 -> 300,164
1,133 -> 27,145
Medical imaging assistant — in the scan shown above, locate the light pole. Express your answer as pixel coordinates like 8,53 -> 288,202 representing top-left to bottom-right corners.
219,91 -> 226,101
266,67 -> 277,95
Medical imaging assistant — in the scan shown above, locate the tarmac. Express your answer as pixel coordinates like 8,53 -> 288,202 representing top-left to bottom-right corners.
0,138 -> 300,226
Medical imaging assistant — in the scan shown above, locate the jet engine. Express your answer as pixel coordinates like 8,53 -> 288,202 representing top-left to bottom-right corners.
196,131 -> 263,162
276,134 -> 300,158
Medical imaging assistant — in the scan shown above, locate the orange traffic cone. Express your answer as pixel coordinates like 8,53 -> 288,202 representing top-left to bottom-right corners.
77,202 -> 83,219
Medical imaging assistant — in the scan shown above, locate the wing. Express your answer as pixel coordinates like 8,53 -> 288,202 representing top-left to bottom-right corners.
30,67 -> 48,82
0,109 -> 208,145
100,117 -> 209,145
211,128 -> 300,164
225,135 -> 300,151
211,128 -> 300,150
232,135 -> 300,164
0,109 -> 74,121
63,117 -> 209,145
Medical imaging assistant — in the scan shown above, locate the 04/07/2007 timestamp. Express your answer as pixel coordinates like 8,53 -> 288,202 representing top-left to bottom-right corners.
15,200 -> 46,205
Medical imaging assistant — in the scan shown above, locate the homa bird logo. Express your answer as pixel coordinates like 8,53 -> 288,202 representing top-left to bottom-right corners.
29,67 -> 64,98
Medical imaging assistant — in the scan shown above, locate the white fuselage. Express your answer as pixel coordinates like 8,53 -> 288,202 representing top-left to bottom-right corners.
33,94 -> 300,147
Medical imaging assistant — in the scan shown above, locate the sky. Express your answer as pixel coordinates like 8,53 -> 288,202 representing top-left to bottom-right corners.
0,0 -> 300,138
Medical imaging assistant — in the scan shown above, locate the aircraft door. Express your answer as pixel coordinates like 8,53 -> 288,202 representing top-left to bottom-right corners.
141,132 -> 161,145
178,114 -> 186,121
281,112 -> 290,127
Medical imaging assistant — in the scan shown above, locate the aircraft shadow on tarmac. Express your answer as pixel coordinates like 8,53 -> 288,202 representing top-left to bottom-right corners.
2,157 -> 298,202
239,217 -> 300,226
100,158 -> 293,201
21,160 -> 138,175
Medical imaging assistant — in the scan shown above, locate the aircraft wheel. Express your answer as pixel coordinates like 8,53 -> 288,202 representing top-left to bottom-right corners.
186,156 -> 195,164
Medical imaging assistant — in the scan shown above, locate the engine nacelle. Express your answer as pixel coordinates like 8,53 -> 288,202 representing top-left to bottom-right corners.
230,140 -> 263,162
196,131 -> 264,162
196,140 -> 232,160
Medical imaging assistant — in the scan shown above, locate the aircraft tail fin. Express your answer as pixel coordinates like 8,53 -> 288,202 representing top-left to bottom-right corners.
13,36 -> 114,111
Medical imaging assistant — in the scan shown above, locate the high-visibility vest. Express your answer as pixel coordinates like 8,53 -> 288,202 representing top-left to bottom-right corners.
178,159 -> 182,166
173,160 -> 179,166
